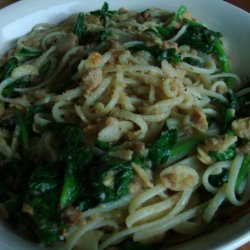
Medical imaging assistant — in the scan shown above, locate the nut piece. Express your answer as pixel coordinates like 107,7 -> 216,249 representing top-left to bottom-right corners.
189,106 -> 208,132
98,117 -> 134,142
160,164 -> 199,191
204,135 -> 237,153
232,117 -> 250,140
85,52 -> 102,68
196,146 -> 214,165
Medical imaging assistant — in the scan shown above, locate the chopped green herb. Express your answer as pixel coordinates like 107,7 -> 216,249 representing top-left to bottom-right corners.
210,148 -> 236,161
0,57 -> 18,82
236,154 -> 250,190
129,44 -> 181,66
2,78 -> 29,97
177,23 -> 222,53
209,168 -> 229,188
91,159 -> 134,203
91,2 -> 117,27
169,134 -> 207,162
15,48 -> 42,61
183,57 -> 203,67
73,13 -> 87,45
16,110 -> 29,149
148,129 -> 177,166
156,5 -> 187,39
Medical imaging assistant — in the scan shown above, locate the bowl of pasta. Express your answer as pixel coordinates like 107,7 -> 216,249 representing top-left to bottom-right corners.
0,0 -> 249,250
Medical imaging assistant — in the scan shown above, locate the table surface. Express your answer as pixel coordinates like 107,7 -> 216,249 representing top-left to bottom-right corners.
0,0 -> 249,249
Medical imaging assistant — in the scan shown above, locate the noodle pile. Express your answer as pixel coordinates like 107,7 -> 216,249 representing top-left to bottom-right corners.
0,3 -> 249,250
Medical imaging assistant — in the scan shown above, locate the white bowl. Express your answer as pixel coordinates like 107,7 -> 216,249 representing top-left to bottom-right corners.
0,0 -> 249,249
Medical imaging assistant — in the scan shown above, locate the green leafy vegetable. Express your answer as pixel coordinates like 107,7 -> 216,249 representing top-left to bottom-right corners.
25,192 -> 66,245
73,13 -> 87,45
44,122 -> 93,208
95,30 -> 112,42
214,41 -> 230,72
145,28 -> 162,39
91,2 -> 117,27
156,5 -> 186,39
183,57 -> 203,67
16,110 -> 29,149
169,134 -> 207,162
148,129 -> 177,166
2,78 -> 29,97
177,23 -> 222,53
210,148 -> 236,161
60,147 -> 93,208
29,166 -> 59,195
219,90 -> 245,132
0,57 -> 18,82
95,140 -> 112,151
236,154 -> 250,190
91,159 -> 134,203
209,168 -> 229,188
222,108 -> 235,132
228,90 -> 245,114
15,48 -> 42,61
129,44 -> 181,66
26,106 -> 47,128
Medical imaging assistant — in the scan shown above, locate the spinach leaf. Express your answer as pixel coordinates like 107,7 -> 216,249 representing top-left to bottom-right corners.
148,129 -> 177,166
26,106 -> 47,128
95,30 -> 112,42
228,90 -> 245,114
236,154 -> 250,190
60,147 -> 93,208
218,90 -> 246,132
91,159 -> 134,203
44,122 -> 84,147
29,166 -> 59,195
73,13 -> 87,45
177,23 -> 222,53
169,134 -> 207,162
156,48 -> 181,65
129,44 -> 181,66
43,122 -> 94,208
15,48 -> 42,61
209,168 -> 229,188
91,2 -> 117,27
210,148 -> 236,161
0,57 -> 18,82
222,108 -> 235,132
16,110 -> 29,149
145,28 -> 162,39
156,5 -> 186,39
26,191 -> 66,245
214,40 -> 230,73
2,78 -> 29,97
95,140 -> 112,151
183,57 -> 203,67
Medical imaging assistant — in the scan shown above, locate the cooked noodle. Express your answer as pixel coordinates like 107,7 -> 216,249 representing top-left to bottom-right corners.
0,3 -> 249,250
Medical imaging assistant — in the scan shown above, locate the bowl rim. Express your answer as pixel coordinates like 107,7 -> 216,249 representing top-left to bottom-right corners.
0,0 -> 249,249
